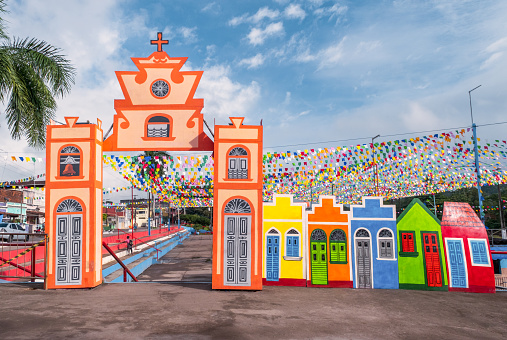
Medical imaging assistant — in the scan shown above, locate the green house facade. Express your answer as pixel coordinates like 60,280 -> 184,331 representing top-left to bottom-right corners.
397,198 -> 448,291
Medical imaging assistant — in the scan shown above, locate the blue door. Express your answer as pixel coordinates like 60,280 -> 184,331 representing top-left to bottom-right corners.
266,233 -> 280,281
447,239 -> 467,288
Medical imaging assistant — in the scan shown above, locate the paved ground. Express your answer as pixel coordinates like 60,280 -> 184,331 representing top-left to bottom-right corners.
137,234 -> 212,282
1,235 -> 507,339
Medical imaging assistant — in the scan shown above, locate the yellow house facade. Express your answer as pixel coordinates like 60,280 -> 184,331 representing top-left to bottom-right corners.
263,194 -> 307,286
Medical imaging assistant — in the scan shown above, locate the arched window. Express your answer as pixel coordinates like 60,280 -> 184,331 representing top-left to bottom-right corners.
224,198 -> 251,214
146,115 -> 170,138
355,229 -> 370,238
227,146 -> 249,179
330,229 -> 347,264
59,145 -> 81,177
285,229 -> 300,258
378,228 -> 394,259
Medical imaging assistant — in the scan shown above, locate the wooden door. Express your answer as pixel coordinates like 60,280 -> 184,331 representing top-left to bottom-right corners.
56,214 -> 82,285
310,229 -> 328,285
266,232 -> 280,281
356,239 -> 371,288
224,215 -> 251,286
422,233 -> 442,287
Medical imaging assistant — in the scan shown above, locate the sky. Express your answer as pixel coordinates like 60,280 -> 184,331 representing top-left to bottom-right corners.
1,0 -> 507,201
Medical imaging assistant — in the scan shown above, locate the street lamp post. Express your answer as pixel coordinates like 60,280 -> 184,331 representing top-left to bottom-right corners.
372,134 -> 380,196
469,85 -> 485,224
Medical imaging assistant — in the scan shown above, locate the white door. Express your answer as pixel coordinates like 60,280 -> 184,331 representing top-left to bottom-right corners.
55,199 -> 83,285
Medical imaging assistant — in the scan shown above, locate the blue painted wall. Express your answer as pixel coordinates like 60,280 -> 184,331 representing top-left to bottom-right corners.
351,197 -> 399,289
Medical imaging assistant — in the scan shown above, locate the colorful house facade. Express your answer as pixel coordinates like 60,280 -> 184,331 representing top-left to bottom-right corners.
441,202 -> 495,293
306,196 -> 352,288
397,198 -> 448,291
212,117 -> 263,290
350,197 -> 398,289
262,194 -> 307,286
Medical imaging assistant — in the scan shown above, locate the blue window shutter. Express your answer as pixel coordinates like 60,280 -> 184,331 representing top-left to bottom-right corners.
470,240 -> 489,265
448,240 -> 467,288
286,236 -> 299,257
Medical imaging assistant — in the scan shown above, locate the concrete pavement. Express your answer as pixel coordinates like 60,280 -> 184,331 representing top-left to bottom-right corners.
1,235 -> 507,339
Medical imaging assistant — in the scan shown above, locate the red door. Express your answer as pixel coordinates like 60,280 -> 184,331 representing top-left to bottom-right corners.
422,233 -> 442,287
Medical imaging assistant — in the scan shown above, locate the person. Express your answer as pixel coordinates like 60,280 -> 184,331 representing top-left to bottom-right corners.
126,236 -> 133,254
134,222 -> 138,230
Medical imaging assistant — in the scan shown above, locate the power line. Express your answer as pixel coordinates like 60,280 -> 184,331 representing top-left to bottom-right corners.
265,120 -> 507,149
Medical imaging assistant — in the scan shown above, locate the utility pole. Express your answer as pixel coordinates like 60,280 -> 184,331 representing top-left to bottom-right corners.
469,85 -> 485,224
148,191 -> 151,236
131,187 -> 134,240
372,135 -> 380,196
496,168 -> 506,238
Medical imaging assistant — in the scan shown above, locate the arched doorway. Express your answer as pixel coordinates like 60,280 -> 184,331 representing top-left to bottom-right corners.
265,228 -> 280,281
310,229 -> 328,285
355,228 -> 372,288
224,198 -> 252,286
55,199 -> 83,285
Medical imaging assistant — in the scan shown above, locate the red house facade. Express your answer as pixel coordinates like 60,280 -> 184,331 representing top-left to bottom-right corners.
440,202 -> 495,293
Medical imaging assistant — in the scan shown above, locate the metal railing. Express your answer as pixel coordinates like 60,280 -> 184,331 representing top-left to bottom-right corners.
117,228 -> 162,260
102,241 -> 138,282
495,276 -> 507,289
486,229 -> 507,246
0,233 -> 47,283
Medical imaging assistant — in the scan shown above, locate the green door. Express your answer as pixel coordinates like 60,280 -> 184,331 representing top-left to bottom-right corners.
311,229 -> 328,285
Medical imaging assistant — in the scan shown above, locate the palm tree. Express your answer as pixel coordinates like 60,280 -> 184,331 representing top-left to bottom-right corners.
0,1 -> 75,147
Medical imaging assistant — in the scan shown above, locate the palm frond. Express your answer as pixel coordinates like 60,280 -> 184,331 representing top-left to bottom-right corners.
1,36 -> 75,147
0,0 -> 8,40
9,37 -> 75,97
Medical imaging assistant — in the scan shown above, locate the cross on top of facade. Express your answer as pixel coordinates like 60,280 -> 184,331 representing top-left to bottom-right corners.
151,32 -> 169,52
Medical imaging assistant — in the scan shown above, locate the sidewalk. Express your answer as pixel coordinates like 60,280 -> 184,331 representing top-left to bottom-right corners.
137,234 -> 212,282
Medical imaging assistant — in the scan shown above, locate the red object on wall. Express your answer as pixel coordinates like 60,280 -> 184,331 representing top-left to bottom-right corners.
440,202 -> 495,293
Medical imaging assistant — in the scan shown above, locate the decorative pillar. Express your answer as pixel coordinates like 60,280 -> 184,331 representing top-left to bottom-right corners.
212,117 -> 263,290
45,117 -> 103,289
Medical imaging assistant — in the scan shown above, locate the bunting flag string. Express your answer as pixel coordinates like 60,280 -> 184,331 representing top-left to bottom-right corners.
101,128 -> 507,207
4,128 -> 506,208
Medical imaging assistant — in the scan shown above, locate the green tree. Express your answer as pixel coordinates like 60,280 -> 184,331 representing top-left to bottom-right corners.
0,1 -> 75,147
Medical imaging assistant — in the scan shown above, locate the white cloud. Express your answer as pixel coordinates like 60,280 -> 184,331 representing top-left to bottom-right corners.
201,2 -> 219,14
247,22 -> 284,46
228,14 -> 248,26
228,7 -> 280,26
314,3 -> 348,23
196,64 -> 261,120
284,4 -> 306,20
251,7 -> 280,23
401,102 -> 440,130
178,27 -> 198,42
317,37 -> 347,69
272,33 -> 317,63
239,53 -> 266,69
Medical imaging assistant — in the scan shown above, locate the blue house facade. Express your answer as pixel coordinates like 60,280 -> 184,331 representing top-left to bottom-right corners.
350,197 -> 399,289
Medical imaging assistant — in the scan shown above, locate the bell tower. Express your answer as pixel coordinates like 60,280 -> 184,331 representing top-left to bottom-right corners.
212,117 -> 263,290
103,32 -> 213,152
45,117 -> 103,289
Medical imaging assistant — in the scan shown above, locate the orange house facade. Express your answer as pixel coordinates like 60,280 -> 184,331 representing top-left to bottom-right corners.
307,196 -> 352,288
45,117 -> 103,289
212,117 -> 263,290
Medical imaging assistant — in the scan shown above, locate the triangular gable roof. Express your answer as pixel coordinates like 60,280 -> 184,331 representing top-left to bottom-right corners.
396,198 -> 440,224
441,202 -> 483,228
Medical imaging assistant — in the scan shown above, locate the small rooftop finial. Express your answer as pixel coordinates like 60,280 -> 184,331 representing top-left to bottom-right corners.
151,32 -> 169,52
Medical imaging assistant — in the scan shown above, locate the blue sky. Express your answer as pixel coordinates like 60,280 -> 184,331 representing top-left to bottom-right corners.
1,0 -> 507,196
